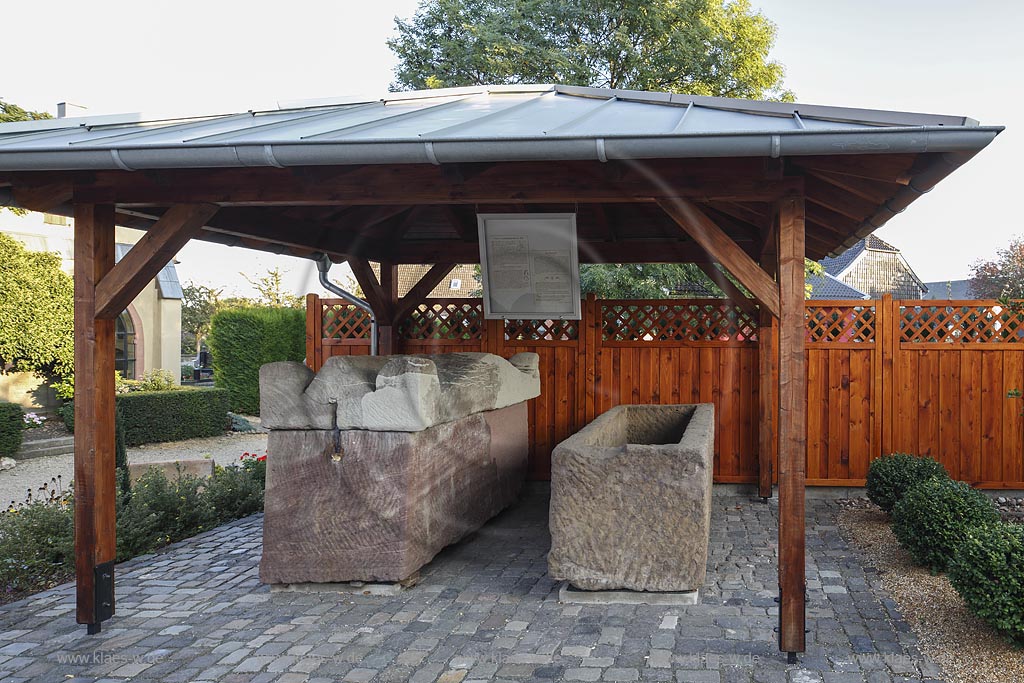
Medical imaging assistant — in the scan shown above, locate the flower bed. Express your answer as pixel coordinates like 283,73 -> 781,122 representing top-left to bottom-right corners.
0,449 -> 266,605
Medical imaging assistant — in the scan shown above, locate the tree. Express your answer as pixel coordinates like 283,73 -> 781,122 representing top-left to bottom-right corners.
389,0 -> 792,100
0,100 -> 51,124
0,233 -> 74,388
390,0 -> 799,299
242,267 -> 304,308
1,101 -> 51,216
968,237 -> 1024,301
181,283 -> 223,354
580,264 -> 709,299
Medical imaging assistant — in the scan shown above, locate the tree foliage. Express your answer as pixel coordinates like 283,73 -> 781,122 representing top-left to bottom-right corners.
579,260 -> 824,299
0,101 -> 51,124
0,233 -> 74,383
968,236 -> 1024,301
389,0 -> 792,100
241,267 -> 304,309
181,283 -> 223,354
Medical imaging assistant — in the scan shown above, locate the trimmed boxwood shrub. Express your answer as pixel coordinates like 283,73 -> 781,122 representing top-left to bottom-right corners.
866,453 -> 949,513
0,402 -> 23,457
949,522 -> 1024,644
892,476 -> 999,571
207,307 -> 305,415
59,388 -> 229,445
117,388 -> 230,446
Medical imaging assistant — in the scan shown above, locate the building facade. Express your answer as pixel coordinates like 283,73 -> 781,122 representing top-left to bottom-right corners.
0,210 -> 183,410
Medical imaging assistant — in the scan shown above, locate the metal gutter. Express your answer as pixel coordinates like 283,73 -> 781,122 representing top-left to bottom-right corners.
0,126 -> 1002,171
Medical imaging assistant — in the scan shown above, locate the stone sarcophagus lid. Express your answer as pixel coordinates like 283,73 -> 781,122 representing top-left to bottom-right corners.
259,352 -> 540,585
548,404 -> 715,592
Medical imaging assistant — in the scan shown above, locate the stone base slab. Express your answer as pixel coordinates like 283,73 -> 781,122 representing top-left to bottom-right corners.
558,582 -> 700,605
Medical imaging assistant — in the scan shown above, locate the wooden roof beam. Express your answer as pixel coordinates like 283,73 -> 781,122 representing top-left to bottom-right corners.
656,197 -> 780,317
66,162 -> 803,206
95,203 -> 218,320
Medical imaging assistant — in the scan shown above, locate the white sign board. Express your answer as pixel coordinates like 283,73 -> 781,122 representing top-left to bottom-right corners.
477,213 -> 581,320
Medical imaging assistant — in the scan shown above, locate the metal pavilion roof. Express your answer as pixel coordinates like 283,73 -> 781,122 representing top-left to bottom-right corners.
0,84 -> 1001,172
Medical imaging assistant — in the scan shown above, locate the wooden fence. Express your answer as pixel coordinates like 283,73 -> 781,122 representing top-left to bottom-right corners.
306,293 -> 1024,488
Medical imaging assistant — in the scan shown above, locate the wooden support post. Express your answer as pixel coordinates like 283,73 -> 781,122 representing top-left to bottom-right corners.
776,196 -> 807,658
378,262 -> 399,355
73,204 -> 117,633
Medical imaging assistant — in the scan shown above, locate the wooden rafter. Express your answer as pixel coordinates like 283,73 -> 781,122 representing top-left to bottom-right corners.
800,169 -> 900,204
95,204 -> 218,320
695,262 -> 757,314
347,258 -> 391,321
656,198 -> 780,317
12,182 -> 73,212
392,263 -> 457,323
791,155 -> 914,184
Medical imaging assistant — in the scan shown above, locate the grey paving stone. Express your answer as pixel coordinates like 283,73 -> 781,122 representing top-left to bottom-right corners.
0,490 -> 942,683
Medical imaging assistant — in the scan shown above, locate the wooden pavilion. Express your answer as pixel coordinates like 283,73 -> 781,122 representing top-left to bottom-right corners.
0,84 -> 1000,658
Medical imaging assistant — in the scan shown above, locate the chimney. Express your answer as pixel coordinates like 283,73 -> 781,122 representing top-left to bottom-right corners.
56,102 -> 88,119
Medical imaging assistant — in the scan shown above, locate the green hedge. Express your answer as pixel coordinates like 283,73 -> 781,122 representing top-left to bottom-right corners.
949,522 -> 1024,644
892,476 -> 999,571
207,307 -> 305,415
117,389 -> 229,446
866,453 -> 949,513
0,402 -> 22,457
60,388 -> 230,446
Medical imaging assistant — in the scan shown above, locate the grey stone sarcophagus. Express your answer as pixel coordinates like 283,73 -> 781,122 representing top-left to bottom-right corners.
548,403 -> 715,592
259,352 -> 540,585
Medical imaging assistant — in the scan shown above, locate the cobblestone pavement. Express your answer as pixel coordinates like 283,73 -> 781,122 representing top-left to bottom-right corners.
0,486 -> 945,683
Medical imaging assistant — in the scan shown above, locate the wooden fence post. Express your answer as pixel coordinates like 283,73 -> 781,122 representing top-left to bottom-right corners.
305,293 -> 320,371
880,294 -> 895,456
758,307 -> 777,499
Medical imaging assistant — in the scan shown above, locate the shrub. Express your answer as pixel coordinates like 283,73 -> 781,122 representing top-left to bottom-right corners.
57,402 -> 73,433
117,388 -> 229,446
205,464 -> 264,521
866,453 -> 949,513
892,477 -> 1000,571
949,522 -> 1024,644
63,388 -> 230,444
0,499 -> 74,596
0,402 -> 23,457
207,307 -> 305,414
116,468 -> 217,561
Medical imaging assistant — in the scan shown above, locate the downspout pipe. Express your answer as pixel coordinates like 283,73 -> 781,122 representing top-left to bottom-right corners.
315,253 -> 377,356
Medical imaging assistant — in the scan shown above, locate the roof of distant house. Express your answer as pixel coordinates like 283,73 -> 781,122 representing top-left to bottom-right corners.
807,272 -> 870,300
820,235 -> 927,293
922,279 -> 972,299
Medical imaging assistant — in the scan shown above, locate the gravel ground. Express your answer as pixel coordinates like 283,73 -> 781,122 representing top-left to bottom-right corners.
1,429 -> 267,508
837,501 -> 1024,683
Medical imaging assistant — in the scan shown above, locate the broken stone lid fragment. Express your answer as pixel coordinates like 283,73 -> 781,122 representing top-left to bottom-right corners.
260,352 -> 540,432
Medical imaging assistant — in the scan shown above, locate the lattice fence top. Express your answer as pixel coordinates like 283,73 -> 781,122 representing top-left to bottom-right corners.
505,318 -> 579,342
805,305 -> 876,343
323,304 -> 372,339
900,303 -> 1024,343
601,301 -> 758,343
399,300 -> 485,341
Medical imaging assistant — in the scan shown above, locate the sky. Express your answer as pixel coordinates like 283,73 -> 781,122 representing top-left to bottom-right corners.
3,0 -> 1020,297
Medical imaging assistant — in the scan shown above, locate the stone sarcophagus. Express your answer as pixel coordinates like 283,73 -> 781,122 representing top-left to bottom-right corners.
548,404 -> 715,592
259,352 -> 540,585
